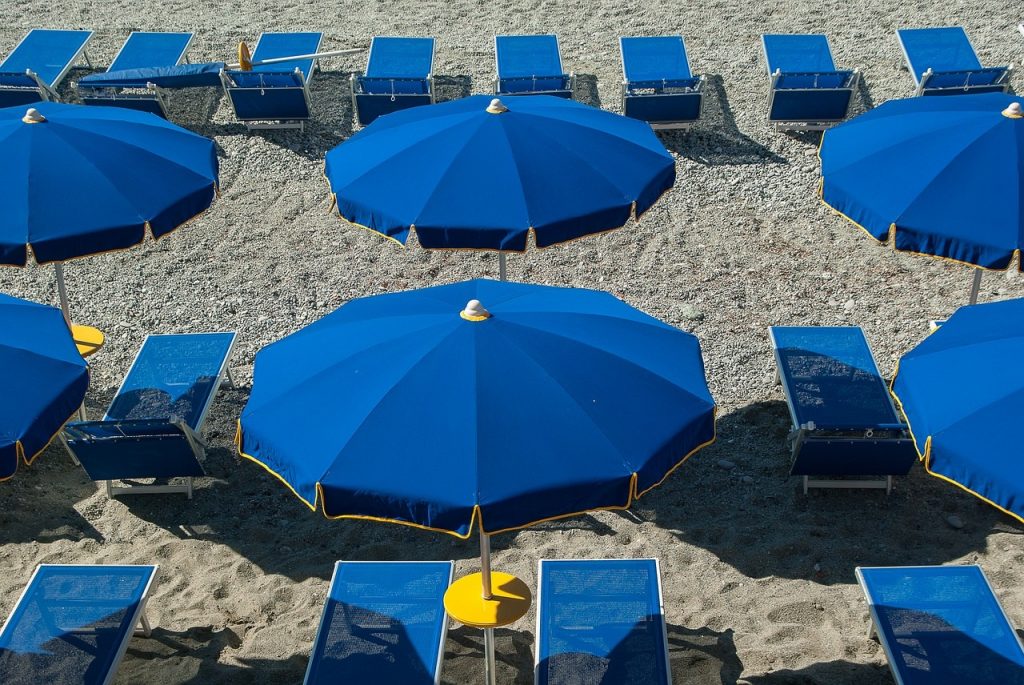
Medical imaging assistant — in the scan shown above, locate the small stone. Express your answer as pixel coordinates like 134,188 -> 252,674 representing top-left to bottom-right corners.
946,515 -> 964,530
843,299 -> 855,311
740,475 -> 754,484
716,459 -> 736,470
680,304 -> 704,322
813,563 -> 821,572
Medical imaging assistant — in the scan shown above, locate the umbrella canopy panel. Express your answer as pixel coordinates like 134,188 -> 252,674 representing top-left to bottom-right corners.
0,293 -> 89,480
238,279 -> 715,537
0,102 -> 219,265
325,94 -> 676,251
820,93 -> 1024,271
892,297 -> 1024,522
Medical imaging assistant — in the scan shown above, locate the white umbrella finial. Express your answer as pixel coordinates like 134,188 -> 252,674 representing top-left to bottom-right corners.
486,98 -> 508,114
22,108 -> 46,124
461,299 -> 491,321
1003,102 -> 1023,119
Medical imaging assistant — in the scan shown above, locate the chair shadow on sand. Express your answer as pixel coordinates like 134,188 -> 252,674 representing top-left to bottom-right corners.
658,75 -> 784,166
574,74 -> 601,108
635,401 -> 1019,586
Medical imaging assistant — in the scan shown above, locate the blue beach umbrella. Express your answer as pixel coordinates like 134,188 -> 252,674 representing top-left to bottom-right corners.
891,297 -> 1024,523
237,278 -> 715,537
0,293 -> 89,481
820,93 -> 1024,303
324,95 -> 675,276
0,102 -> 218,321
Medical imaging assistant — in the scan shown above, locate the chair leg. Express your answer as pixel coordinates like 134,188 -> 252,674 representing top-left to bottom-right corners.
106,480 -> 113,498
803,475 -> 809,495
186,477 -> 193,500
136,611 -> 153,637
225,368 -> 236,388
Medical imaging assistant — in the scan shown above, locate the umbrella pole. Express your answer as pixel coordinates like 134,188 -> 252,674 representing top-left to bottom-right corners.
54,262 -> 71,326
968,268 -> 982,305
498,252 -> 507,282
479,529 -> 497,685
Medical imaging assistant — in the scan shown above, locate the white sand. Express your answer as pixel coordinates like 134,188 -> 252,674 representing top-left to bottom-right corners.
2,1 -> 1023,683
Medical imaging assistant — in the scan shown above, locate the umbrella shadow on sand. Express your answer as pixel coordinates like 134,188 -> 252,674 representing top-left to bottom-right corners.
0,443 -> 103,544
742,659 -> 890,684
639,401 -> 1017,586
658,75 -> 785,166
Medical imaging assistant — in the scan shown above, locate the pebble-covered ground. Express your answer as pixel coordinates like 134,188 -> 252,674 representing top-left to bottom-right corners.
1,2 -> 1023,683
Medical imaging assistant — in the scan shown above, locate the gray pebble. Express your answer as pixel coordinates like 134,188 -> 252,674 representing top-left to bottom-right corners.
717,459 -> 736,470
680,304 -> 704,321
947,515 -> 964,530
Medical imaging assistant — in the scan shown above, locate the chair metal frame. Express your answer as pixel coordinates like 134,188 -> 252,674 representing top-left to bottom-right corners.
762,34 -> 859,131
897,27 -> 1013,96
493,34 -> 575,98
349,36 -> 436,127
618,35 -> 705,130
0,29 -> 94,103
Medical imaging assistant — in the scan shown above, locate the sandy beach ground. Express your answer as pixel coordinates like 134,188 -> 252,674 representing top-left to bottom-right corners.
2,1 -> 1024,682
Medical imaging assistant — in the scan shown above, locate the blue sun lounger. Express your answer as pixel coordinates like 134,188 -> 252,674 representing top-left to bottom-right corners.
0,29 -> 93,107
769,327 -> 917,494
857,566 -> 1024,684
761,34 -> 859,130
0,564 -> 158,685
63,332 -> 236,499
494,34 -> 574,98
897,28 -> 1012,97
619,36 -> 704,129
221,32 -> 323,130
535,559 -> 671,685
78,32 -> 193,117
304,561 -> 454,685
351,36 -> 435,126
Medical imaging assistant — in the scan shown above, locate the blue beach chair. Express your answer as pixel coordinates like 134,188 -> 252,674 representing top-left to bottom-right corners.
0,564 -> 158,685
221,32 -> 323,130
897,28 -> 1012,96
761,34 -> 859,130
619,36 -> 704,129
494,35 -> 574,98
78,32 -> 193,117
0,29 -> 93,107
304,561 -> 454,685
857,566 -> 1024,684
769,327 -> 917,493
351,36 -> 435,126
535,559 -> 671,685
63,332 -> 236,498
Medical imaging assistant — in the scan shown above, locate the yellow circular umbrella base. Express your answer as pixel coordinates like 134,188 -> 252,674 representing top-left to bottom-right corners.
444,571 -> 531,629
71,324 -> 104,358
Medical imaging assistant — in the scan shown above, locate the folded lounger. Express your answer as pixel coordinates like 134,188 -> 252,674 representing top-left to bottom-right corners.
761,34 -> 859,130
78,31 -> 193,117
769,326 -> 917,493
304,561 -> 454,685
897,27 -> 1012,96
0,564 -> 158,685
221,32 -> 323,130
619,36 -> 704,129
63,332 -> 237,498
0,29 -> 93,108
494,34 -> 574,98
351,36 -> 435,126
535,559 -> 671,685
856,565 -> 1024,684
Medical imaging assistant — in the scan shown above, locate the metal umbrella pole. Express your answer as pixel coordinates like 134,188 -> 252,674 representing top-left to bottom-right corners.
498,253 -> 507,282
479,531 -> 497,685
228,46 -> 366,70
54,262 -> 71,326
968,268 -> 983,305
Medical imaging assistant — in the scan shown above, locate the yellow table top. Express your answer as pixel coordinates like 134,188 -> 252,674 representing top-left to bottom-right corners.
71,324 -> 105,358
443,572 -> 532,629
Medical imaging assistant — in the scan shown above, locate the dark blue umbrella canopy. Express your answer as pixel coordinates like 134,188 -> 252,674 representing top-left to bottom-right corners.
324,94 -> 676,251
892,298 -> 1024,523
0,102 -> 218,265
0,293 -> 88,480
820,93 -> 1024,271
237,279 -> 715,537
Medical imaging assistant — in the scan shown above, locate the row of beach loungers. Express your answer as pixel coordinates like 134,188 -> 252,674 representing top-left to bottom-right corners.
0,27 -> 1013,131
2,560 -> 1021,682
53,328 -> 917,500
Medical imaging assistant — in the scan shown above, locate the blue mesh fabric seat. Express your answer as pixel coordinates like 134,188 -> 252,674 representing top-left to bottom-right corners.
304,561 -> 453,685
619,36 -> 703,128
352,37 -> 435,126
535,559 -> 671,685
0,565 -> 158,685
769,327 -> 916,492
897,28 -> 1012,96
221,32 -> 322,129
857,566 -> 1024,684
494,35 -> 573,98
64,332 -> 236,499
761,34 -> 858,129
0,29 -> 93,107
78,32 -> 193,117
